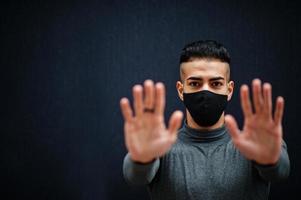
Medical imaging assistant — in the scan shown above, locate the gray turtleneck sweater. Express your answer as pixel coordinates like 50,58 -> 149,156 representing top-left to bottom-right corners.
123,123 -> 290,200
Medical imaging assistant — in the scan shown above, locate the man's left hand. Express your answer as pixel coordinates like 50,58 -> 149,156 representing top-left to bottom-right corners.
225,79 -> 284,165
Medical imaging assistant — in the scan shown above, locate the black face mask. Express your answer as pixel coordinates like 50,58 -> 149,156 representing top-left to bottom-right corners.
183,90 -> 228,127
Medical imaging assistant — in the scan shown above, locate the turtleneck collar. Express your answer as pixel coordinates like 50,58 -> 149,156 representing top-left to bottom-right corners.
179,121 -> 229,143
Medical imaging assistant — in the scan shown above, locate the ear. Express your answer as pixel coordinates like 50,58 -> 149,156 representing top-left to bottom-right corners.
176,81 -> 184,101
227,81 -> 234,101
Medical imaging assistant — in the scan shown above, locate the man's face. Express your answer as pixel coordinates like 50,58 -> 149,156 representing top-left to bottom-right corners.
177,58 -> 234,101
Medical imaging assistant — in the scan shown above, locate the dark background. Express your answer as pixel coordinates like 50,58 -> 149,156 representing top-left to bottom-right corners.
1,0 -> 300,199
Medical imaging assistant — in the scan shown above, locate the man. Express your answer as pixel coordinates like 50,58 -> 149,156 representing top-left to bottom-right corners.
120,40 -> 290,200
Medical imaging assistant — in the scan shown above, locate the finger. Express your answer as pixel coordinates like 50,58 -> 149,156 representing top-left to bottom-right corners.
263,83 -> 272,117
144,80 -> 155,109
252,79 -> 264,113
240,85 -> 253,118
155,82 -> 166,116
274,96 -> 285,125
225,115 -> 241,141
133,85 -> 144,117
168,111 -> 183,141
120,98 -> 134,123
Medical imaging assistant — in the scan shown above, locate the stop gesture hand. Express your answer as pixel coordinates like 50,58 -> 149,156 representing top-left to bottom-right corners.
225,79 -> 284,165
120,80 -> 183,163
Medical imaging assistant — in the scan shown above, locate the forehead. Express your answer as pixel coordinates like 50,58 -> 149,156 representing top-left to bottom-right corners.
180,58 -> 229,80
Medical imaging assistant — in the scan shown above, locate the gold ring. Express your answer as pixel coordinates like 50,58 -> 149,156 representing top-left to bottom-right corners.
144,108 -> 155,113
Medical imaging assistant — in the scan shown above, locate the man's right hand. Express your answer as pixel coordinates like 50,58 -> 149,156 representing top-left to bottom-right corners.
120,80 -> 183,163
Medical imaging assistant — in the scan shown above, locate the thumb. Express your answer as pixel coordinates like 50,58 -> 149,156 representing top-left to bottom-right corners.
225,114 -> 241,141
168,111 -> 183,140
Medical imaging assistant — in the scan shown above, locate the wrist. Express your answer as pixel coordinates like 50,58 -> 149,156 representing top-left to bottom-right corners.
253,158 -> 279,166
130,154 -> 156,164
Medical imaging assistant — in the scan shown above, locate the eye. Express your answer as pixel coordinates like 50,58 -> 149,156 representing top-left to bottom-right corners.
211,81 -> 223,87
188,81 -> 200,87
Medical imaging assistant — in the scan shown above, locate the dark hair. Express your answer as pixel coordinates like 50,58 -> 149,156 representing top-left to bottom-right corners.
179,40 -> 230,64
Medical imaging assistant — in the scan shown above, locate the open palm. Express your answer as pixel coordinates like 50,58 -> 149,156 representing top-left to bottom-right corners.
225,79 -> 284,165
120,80 -> 183,163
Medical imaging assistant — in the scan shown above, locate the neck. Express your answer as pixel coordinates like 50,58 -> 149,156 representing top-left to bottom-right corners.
186,110 -> 225,131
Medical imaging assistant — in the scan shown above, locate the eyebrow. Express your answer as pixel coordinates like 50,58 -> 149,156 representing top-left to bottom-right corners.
210,77 -> 225,81
186,76 -> 225,81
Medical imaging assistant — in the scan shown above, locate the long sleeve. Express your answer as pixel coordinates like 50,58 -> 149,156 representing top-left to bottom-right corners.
122,153 -> 160,185
253,141 -> 290,182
